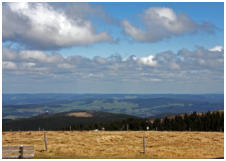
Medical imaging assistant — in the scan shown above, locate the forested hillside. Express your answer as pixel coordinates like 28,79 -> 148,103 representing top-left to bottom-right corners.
3,110 -> 224,132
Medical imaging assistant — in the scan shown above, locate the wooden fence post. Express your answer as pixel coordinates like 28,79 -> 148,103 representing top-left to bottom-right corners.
44,132 -> 48,151
127,124 -> 129,131
143,136 -> 146,154
19,145 -> 24,159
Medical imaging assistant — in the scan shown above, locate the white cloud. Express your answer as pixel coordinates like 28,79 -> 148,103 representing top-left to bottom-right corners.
21,62 -> 36,68
198,59 -> 205,65
139,55 -> 157,67
122,20 -> 145,42
170,63 -> 180,70
3,61 -> 17,70
2,48 -> 17,60
178,47 -> 224,71
94,56 -> 108,64
58,63 -> 74,69
143,7 -> 196,33
2,46 -> 223,85
122,7 -> 213,42
208,45 -> 223,52
3,2 -> 112,49
19,50 -> 63,63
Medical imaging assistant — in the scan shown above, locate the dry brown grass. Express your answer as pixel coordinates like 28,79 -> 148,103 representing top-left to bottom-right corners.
2,131 -> 224,159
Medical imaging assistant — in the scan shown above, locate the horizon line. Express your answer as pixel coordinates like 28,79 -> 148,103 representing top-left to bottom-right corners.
2,93 -> 224,95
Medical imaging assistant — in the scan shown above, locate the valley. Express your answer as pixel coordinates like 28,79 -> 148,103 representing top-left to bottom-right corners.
3,94 -> 224,120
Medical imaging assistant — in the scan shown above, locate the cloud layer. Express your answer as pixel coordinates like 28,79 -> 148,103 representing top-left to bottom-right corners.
2,3 -> 223,93
3,46 -> 223,83
3,3 -> 113,50
122,7 -> 214,42
3,3 -> 216,49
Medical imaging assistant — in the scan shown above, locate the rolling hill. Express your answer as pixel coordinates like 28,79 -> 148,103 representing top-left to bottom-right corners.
3,110 -> 139,131
3,94 -> 224,120
3,109 -> 224,132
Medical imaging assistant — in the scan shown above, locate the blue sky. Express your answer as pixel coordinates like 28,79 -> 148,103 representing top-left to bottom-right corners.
2,2 -> 224,93
57,2 -> 224,59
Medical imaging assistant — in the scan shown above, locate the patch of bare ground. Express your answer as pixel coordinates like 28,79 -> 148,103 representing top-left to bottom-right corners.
66,112 -> 92,117
2,131 -> 224,159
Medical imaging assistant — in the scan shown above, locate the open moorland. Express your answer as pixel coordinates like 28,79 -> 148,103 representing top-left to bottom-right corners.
2,131 -> 224,159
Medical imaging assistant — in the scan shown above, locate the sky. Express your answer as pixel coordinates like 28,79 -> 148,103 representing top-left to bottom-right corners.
2,2 -> 224,94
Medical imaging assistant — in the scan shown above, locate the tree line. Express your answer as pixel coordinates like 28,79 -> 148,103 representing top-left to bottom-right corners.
150,111 -> 224,131
3,111 -> 224,132
56,111 -> 224,131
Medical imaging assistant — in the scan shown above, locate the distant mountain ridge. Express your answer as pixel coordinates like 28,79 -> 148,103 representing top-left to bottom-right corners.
3,93 -> 223,105
3,94 -> 224,120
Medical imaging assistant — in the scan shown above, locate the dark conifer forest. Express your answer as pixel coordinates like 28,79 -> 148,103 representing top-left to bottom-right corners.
3,111 -> 224,132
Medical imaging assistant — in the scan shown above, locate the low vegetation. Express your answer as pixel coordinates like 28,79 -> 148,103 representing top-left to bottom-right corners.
2,131 -> 224,159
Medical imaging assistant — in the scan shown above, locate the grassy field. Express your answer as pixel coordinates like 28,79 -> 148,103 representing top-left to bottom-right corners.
2,131 -> 224,159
